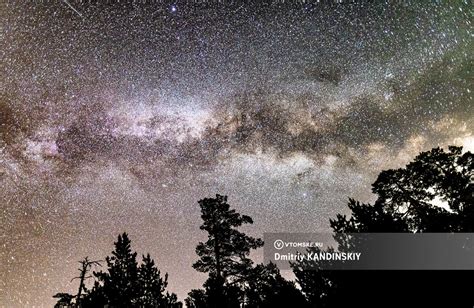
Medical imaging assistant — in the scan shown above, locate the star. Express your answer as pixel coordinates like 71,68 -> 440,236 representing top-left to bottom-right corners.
1,2 -> 471,306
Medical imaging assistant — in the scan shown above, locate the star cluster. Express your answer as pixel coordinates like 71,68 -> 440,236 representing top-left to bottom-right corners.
1,1 -> 472,306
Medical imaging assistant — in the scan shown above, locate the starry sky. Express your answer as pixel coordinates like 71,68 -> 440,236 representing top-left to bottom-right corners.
1,1 -> 473,306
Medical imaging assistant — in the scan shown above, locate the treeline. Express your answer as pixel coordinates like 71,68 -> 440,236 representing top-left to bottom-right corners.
54,233 -> 181,308
54,146 -> 473,308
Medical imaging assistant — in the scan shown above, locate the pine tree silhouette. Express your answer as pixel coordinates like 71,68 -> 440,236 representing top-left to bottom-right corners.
137,253 -> 168,307
95,232 -> 140,307
53,147 -> 472,307
192,194 -> 264,307
68,233 -> 181,307
185,289 -> 207,308
189,195 -> 308,307
244,262 -> 308,308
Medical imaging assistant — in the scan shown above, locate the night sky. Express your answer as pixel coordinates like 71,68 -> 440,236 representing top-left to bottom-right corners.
1,1 -> 473,306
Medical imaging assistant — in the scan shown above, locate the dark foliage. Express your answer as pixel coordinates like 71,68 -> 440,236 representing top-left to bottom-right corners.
55,233 -> 181,308
188,194 -> 308,307
244,263 -> 309,308
53,293 -> 74,308
193,195 -> 264,278
192,194 -> 263,307
185,289 -> 207,308
54,146 -> 472,308
93,233 -> 140,307
293,146 -> 474,307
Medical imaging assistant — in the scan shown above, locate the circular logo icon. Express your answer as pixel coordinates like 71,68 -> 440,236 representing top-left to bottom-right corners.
274,239 -> 284,250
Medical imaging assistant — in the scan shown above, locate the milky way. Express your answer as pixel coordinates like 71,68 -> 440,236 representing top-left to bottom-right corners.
1,1 -> 472,306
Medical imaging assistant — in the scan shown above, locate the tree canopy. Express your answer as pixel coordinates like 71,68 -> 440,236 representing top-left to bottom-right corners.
55,233 -> 182,308
293,146 -> 474,307
54,146 -> 473,308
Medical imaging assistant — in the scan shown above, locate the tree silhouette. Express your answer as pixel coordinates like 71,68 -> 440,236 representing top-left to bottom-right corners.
185,289 -> 208,308
52,146 -> 472,307
53,257 -> 101,308
163,292 -> 181,308
53,293 -> 74,308
192,194 -> 264,307
244,262 -> 309,308
94,232 -> 140,307
58,232 -> 181,308
189,195 -> 308,307
293,146 -> 474,307
186,279 -> 243,308
137,253 -> 169,307
72,257 -> 102,306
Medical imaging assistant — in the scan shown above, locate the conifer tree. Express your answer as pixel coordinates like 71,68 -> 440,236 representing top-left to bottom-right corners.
193,194 -> 264,307
137,253 -> 168,307
95,232 -> 140,307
